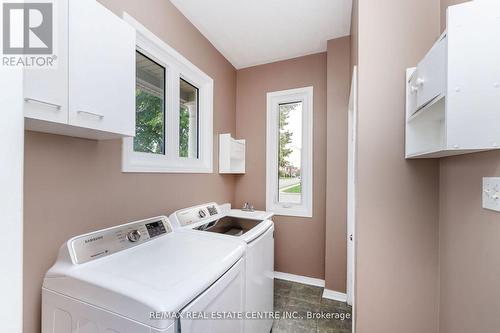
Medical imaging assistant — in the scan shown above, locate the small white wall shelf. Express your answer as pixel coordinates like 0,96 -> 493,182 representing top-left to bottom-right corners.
406,1 -> 500,159
219,134 -> 245,174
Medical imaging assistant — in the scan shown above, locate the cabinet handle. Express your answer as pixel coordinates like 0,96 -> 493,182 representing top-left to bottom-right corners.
24,98 -> 62,110
416,78 -> 425,86
77,110 -> 104,119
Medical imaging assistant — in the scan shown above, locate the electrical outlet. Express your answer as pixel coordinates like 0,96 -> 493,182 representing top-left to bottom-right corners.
483,177 -> 500,212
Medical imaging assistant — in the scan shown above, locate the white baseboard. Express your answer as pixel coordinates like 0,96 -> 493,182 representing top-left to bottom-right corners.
274,271 -> 325,288
322,289 -> 347,302
274,271 -> 348,303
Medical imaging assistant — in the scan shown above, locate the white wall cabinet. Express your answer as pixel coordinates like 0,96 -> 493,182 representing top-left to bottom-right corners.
406,1 -> 500,158
24,0 -> 136,140
219,134 -> 245,174
23,0 -> 69,125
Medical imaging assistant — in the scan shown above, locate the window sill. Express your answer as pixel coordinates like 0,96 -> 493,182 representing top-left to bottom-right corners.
122,140 -> 213,174
267,204 -> 312,218
122,165 -> 213,174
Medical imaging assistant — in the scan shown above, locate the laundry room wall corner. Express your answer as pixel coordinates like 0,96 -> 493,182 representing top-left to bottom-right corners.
234,53 -> 328,280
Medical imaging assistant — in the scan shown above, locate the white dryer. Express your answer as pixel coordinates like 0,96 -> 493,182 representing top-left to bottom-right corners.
42,216 -> 246,333
169,203 -> 275,333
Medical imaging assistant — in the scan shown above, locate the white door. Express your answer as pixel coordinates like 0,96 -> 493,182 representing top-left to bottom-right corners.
346,66 -> 357,308
24,0 -> 68,124
68,0 -> 135,136
180,259 -> 245,333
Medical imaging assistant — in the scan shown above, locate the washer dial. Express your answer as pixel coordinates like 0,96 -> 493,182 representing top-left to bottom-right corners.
127,229 -> 141,242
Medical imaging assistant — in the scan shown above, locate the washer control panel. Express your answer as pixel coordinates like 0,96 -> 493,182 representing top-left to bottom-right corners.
69,217 -> 172,264
176,203 -> 220,227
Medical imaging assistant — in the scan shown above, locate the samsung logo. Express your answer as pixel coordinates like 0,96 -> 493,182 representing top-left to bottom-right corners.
85,236 -> 103,244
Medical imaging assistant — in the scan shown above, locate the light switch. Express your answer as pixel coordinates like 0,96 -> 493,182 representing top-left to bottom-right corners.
483,177 -> 500,212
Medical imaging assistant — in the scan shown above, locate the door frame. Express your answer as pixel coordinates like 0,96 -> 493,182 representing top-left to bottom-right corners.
0,68 -> 24,333
346,66 -> 358,314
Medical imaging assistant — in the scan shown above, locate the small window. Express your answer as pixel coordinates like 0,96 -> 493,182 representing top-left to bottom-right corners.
122,15 -> 213,173
135,52 -> 165,155
179,78 -> 199,158
278,101 -> 303,204
267,87 -> 313,217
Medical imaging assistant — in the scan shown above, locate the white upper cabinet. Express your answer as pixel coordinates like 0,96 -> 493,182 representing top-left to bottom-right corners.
23,0 -> 68,125
406,1 -> 500,158
24,0 -> 136,140
68,0 -> 135,137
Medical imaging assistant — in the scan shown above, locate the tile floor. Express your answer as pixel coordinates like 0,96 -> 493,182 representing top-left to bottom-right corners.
272,279 -> 352,333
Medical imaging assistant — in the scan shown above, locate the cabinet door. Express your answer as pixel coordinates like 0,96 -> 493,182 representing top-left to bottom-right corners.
415,36 -> 447,109
68,0 -> 135,136
23,0 -> 68,124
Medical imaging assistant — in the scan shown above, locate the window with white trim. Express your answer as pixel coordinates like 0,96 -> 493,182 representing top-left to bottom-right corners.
266,87 -> 313,217
122,14 -> 213,173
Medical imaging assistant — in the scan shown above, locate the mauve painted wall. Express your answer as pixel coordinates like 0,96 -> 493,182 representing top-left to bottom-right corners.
23,1 -> 237,332
439,1 -> 500,333
439,151 -> 500,333
234,53 -> 328,280
324,36 -> 351,293
355,0 -> 440,332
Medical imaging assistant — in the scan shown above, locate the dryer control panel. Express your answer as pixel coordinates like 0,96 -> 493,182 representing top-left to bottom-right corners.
69,216 -> 172,264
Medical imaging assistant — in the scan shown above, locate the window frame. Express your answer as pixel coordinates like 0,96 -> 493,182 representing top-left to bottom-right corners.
266,86 -> 314,217
122,14 -> 213,173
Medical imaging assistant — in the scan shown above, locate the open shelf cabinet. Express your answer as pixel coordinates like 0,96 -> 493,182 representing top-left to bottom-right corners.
219,133 -> 246,174
405,1 -> 500,159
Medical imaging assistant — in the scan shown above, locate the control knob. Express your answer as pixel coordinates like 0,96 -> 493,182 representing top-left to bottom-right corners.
198,209 -> 207,218
127,229 -> 141,242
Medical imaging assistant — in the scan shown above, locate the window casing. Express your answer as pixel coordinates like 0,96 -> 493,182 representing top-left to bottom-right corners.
266,87 -> 313,217
122,14 -> 213,173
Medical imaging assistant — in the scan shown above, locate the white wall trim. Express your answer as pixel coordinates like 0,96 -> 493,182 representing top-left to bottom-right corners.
274,271 -> 325,288
348,65 -> 358,333
322,289 -> 347,303
274,271 -> 348,303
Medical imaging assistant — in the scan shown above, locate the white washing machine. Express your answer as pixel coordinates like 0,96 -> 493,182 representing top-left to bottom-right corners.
42,216 -> 247,333
169,203 -> 275,333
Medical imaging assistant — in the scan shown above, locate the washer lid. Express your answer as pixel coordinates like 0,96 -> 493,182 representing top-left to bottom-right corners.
191,218 -> 274,244
43,232 -> 246,330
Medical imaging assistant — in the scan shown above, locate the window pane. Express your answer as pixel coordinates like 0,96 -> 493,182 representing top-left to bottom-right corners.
179,78 -> 199,158
278,101 -> 303,204
134,52 -> 165,154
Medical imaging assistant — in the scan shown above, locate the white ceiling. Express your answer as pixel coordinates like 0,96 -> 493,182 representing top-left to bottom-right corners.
170,0 -> 352,69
